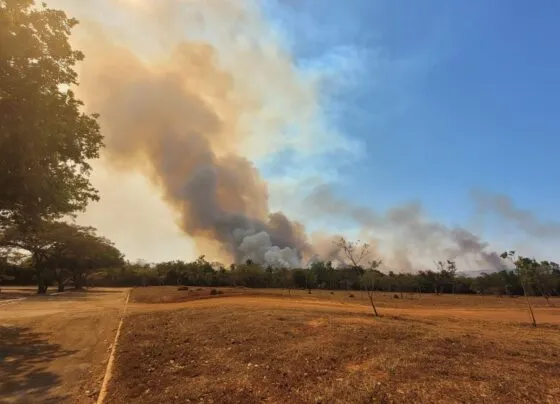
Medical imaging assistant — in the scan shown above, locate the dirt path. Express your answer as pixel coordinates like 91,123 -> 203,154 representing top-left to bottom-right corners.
0,289 -> 129,404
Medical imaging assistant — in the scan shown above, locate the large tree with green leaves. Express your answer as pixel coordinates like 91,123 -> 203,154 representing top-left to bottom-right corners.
43,224 -> 124,291
0,0 -> 102,227
1,221 -> 123,293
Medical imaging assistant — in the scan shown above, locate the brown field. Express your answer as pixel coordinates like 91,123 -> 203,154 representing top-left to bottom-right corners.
1,287 -> 559,403
107,287 -> 560,404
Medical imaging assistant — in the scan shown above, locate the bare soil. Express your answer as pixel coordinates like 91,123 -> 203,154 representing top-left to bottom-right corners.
2,286 -> 558,403
0,288 -> 128,403
104,288 -> 560,404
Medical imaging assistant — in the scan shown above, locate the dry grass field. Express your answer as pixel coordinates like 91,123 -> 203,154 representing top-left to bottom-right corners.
104,287 -> 560,404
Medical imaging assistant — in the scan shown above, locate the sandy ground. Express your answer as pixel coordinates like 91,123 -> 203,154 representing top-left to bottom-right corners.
0,288 -> 129,404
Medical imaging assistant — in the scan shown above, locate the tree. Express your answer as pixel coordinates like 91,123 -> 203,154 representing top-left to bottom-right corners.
304,268 -> 317,293
51,228 -> 124,290
335,236 -> 381,317
1,220 -> 63,293
292,269 -> 307,289
0,221 -> 123,293
501,251 -> 537,327
418,270 -> 439,294
362,260 -> 383,316
445,259 -> 458,294
535,261 -> 558,306
309,260 -> 329,289
0,0 -> 103,228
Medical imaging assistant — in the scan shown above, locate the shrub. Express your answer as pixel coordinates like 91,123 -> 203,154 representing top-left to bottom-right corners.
177,286 -> 188,291
393,294 -> 399,299
348,293 -> 355,298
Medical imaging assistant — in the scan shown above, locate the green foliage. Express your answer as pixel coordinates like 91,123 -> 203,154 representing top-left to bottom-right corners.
3,226 -> 557,299
0,0 -> 103,226
0,220 -> 124,292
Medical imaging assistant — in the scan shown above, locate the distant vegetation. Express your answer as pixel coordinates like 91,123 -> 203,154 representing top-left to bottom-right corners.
3,249 -> 558,299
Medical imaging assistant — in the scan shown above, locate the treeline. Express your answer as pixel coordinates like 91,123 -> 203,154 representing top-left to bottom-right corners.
102,256 -> 560,298
5,252 -> 557,299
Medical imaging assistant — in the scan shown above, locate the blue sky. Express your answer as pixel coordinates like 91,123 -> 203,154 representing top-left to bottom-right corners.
257,0 -> 560,253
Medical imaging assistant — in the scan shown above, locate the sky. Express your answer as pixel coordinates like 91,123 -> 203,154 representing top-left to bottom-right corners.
259,0 -> 560,257
47,0 -> 560,265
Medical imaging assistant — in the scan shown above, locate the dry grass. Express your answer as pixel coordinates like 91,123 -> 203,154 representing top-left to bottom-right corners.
130,286 -> 269,304
105,288 -> 560,404
131,286 -> 559,309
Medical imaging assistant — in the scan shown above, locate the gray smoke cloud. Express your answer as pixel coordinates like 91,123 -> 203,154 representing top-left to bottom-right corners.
65,1 -> 316,267
305,185 -> 505,271
471,189 -> 560,238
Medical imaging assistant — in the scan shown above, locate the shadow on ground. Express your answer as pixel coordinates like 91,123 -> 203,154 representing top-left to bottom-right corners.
0,326 -> 76,403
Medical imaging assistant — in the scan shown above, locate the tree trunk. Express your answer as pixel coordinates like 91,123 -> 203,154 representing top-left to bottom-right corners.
55,269 -> 66,293
37,282 -> 48,294
73,274 -> 84,290
36,268 -> 48,294
522,284 -> 537,327
366,289 -> 379,317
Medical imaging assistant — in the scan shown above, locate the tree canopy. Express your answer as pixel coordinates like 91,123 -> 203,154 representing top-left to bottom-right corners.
0,0 -> 103,227
1,220 -> 124,292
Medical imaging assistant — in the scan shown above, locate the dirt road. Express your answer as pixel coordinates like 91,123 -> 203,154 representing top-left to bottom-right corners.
0,289 -> 128,404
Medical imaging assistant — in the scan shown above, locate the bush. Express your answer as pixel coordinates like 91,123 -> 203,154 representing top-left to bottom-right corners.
210,289 -> 223,295
348,293 -> 355,298
393,294 -> 399,299
177,286 -> 189,291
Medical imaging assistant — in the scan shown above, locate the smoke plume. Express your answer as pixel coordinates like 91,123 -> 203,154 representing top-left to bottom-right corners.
305,185 -> 505,271
50,0 -> 550,270
471,189 -> 560,239
61,0 -> 320,267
